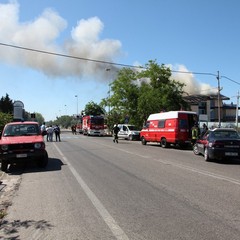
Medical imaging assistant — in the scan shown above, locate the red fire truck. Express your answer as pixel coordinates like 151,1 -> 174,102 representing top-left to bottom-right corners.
140,111 -> 198,148
82,115 -> 105,136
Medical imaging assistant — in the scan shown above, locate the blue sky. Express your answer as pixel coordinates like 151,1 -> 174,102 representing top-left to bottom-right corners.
0,0 -> 239,121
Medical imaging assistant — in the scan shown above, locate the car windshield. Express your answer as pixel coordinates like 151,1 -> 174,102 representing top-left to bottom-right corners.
211,130 -> 240,140
3,124 -> 39,136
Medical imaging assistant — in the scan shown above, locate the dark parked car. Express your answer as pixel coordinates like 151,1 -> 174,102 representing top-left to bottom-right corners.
193,128 -> 240,161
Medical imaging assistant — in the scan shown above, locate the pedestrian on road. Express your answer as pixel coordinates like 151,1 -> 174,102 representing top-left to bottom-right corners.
46,125 -> 54,142
191,123 -> 199,147
54,125 -> 61,142
112,124 -> 120,143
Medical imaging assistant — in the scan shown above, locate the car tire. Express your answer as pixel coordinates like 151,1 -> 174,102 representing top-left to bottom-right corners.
161,138 -> 168,148
193,144 -> 200,155
204,148 -> 211,161
38,152 -> 49,168
1,160 -> 8,172
141,137 -> 147,145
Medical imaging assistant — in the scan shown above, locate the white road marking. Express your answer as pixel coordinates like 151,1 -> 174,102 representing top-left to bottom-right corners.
53,143 -> 129,240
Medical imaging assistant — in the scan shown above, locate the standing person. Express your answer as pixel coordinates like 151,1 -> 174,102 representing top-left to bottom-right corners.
201,123 -> 208,137
191,123 -> 199,146
112,124 -> 120,143
54,125 -> 61,142
71,125 -> 76,135
46,125 -> 54,142
40,122 -> 47,136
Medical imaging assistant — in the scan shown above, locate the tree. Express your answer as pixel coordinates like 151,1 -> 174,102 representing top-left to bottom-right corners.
0,112 -> 13,131
0,94 -> 13,113
137,60 -> 189,123
101,60 -> 190,129
54,115 -> 73,129
84,101 -> 105,116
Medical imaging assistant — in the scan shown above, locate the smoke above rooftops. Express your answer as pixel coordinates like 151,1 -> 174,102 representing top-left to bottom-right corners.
170,64 -> 218,95
0,1 -> 216,95
0,1 -> 122,81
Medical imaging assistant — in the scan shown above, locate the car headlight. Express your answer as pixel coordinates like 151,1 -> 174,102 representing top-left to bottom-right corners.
1,145 -> 8,151
34,143 -> 42,149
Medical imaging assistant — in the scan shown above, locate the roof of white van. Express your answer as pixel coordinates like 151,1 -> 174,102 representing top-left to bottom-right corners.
147,111 -> 197,121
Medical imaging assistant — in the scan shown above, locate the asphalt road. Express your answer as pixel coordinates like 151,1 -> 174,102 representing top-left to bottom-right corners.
1,131 -> 240,239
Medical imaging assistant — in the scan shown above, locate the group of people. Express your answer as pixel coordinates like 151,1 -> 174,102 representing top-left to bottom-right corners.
40,123 -> 61,142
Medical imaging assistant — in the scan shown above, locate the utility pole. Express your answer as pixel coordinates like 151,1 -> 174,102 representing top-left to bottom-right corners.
217,71 -> 221,128
106,68 -> 111,115
236,91 -> 239,129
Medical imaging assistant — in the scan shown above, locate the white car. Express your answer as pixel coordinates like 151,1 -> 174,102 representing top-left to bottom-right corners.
117,124 -> 140,141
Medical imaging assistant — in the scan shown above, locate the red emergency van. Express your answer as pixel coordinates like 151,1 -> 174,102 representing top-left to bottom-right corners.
140,111 -> 198,148
82,115 -> 105,136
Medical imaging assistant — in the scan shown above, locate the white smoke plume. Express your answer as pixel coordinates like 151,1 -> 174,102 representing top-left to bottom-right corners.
169,64 -> 218,95
0,1 -> 122,80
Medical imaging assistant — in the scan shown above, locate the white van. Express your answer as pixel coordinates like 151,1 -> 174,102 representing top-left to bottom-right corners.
117,124 -> 140,141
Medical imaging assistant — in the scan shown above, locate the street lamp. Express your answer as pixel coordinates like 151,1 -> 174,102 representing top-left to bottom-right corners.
106,68 -> 111,114
64,105 -> 67,115
75,95 -> 78,116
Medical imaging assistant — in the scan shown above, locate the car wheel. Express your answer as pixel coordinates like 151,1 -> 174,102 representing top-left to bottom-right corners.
141,137 -> 147,145
1,160 -> 8,172
193,144 -> 200,155
204,148 -> 211,161
38,152 -> 49,168
161,138 -> 168,148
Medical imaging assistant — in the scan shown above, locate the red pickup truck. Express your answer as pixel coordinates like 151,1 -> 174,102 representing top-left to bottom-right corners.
0,121 -> 48,172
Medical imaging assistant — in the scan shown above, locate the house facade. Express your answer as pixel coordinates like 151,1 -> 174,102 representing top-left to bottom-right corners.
183,94 -> 239,124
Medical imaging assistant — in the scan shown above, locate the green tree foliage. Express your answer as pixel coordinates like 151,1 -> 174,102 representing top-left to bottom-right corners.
137,60 -> 189,123
84,101 -> 105,116
0,112 -> 13,131
0,94 -> 13,113
101,60 -> 189,129
54,115 -> 73,129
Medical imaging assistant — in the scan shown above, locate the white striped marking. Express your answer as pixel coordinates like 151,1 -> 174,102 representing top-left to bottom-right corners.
53,143 -> 129,240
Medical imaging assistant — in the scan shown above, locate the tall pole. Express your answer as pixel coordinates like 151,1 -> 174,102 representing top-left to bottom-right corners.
75,95 -> 78,116
217,71 -> 221,128
236,91 -> 239,129
106,68 -> 111,114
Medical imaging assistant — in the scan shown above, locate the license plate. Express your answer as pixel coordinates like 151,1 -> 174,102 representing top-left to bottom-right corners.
225,152 -> 238,156
16,153 -> 27,158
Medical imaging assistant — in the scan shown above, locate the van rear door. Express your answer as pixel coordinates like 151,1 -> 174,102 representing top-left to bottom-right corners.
178,113 -> 191,142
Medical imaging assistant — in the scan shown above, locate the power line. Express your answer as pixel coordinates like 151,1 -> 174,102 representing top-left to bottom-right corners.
171,70 -> 217,77
221,75 -> 240,85
0,42 -> 139,69
0,42 -> 239,85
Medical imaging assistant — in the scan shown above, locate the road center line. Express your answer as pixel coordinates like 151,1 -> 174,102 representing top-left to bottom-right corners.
53,143 -> 129,240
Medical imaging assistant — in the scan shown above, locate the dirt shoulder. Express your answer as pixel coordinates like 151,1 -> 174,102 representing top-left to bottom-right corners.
0,171 -> 21,222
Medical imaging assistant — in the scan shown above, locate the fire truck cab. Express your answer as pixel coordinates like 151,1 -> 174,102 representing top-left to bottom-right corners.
82,115 -> 105,136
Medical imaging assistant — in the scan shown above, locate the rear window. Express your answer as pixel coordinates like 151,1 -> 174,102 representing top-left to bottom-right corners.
179,119 -> 188,128
210,130 -> 240,140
